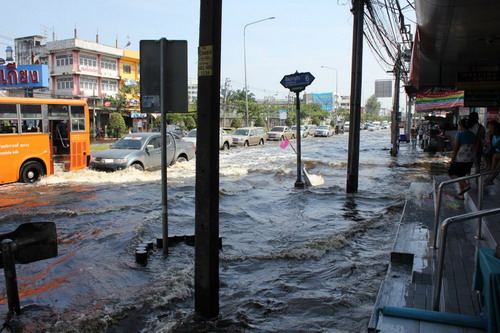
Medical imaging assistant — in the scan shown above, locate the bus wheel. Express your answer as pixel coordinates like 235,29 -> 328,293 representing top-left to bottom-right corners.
20,161 -> 45,183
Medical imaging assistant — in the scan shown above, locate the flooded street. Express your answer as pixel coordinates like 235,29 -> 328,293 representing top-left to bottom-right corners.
0,130 -> 448,332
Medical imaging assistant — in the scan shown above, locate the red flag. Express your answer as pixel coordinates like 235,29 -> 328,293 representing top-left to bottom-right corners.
280,138 -> 290,149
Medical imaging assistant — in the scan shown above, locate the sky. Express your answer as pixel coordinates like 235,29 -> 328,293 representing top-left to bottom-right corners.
1,0 -> 402,108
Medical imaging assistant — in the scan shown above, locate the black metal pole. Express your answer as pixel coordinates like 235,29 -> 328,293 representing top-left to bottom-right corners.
346,0 -> 364,193
295,91 -> 304,188
160,38 -> 169,255
2,239 -> 20,315
195,0 -> 222,318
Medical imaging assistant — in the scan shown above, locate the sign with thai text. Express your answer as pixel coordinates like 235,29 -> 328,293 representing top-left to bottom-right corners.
0,63 -> 49,88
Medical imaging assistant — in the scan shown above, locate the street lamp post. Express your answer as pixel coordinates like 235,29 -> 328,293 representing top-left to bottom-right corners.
321,65 -> 338,121
244,17 -> 275,126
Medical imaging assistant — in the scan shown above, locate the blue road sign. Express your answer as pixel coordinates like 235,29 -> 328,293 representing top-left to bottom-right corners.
280,72 -> 315,89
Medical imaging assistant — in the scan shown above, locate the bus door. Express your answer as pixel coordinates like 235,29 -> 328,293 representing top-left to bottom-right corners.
49,119 -> 70,170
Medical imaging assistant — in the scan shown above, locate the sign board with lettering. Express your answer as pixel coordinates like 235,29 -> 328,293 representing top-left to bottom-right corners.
280,72 -> 315,92
457,71 -> 500,90
0,63 -> 49,88
279,109 -> 287,120
140,39 -> 188,113
198,46 -> 213,77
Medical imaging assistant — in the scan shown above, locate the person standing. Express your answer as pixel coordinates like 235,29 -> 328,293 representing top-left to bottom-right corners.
410,127 -> 418,147
449,118 -> 477,199
468,112 -> 486,174
485,122 -> 500,186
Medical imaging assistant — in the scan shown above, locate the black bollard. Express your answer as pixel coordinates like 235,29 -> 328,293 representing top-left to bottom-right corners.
1,239 -> 21,314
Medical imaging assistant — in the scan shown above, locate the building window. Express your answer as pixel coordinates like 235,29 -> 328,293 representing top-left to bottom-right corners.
81,77 -> 98,90
80,54 -> 97,67
123,64 -> 131,74
56,54 -> 73,66
56,78 -> 74,90
102,79 -> 118,92
101,58 -> 117,71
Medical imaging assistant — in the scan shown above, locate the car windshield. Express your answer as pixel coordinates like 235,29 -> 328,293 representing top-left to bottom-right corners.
318,126 -> 329,129
233,129 -> 249,135
112,136 -> 145,149
187,129 -> 197,137
270,127 -> 284,131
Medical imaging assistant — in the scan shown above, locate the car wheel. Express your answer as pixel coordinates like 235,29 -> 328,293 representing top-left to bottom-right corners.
259,139 -> 264,145
177,156 -> 187,163
244,141 -> 249,147
131,163 -> 144,171
19,161 -> 45,183
222,142 -> 230,150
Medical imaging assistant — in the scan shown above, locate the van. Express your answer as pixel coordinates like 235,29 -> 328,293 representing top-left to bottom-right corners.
304,124 -> 317,136
231,127 -> 268,147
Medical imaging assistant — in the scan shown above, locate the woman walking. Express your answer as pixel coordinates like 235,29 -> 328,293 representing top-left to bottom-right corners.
448,118 -> 477,199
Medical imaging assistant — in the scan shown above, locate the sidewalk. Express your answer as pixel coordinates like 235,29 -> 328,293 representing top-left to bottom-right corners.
368,170 -> 500,332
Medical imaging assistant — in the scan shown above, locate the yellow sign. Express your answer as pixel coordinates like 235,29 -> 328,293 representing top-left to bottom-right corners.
198,46 -> 213,77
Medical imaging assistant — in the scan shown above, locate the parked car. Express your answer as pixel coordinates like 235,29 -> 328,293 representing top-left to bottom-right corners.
267,126 -> 294,141
89,132 -> 195,171
167,125 -> 185,137
291,125 -> 308,138
183,128 -> 232,150
314,125 -> 333,137
304,124 -> 317,136
231,127 -> 267,147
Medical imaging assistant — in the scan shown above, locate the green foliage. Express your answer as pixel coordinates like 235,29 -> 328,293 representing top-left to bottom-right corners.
336,108 -> 350,122
254,117 -> 266,127
107,112 -> 127,138
184,116 -> 196,130
365,94 -> 381,116
231,117 -> 243,128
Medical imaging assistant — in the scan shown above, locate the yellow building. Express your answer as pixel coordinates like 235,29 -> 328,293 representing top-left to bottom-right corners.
120,49 -> 140,110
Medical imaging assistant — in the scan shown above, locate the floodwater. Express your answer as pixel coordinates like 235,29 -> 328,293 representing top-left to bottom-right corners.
0,130 -> 449,332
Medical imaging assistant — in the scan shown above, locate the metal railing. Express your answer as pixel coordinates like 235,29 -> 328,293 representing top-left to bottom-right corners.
433,168 -> 500,248
432,207 -> 500,311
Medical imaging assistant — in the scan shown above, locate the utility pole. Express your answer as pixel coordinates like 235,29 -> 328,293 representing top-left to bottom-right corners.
221,78 -> 230,127
390,49 -> 401,157
195,0 -> 222,319
346,0 -> 364,193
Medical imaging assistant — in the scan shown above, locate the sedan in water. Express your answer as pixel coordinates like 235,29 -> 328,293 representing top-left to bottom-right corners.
183,128 -> 232,150
89,132 -> 196,171
267,126 -> 294,141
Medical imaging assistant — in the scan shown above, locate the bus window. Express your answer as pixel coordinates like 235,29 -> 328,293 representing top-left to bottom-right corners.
71,105 -> 86,131
21,104 -> 43,132
48,104 -> 69,117
0,103 -> 19,134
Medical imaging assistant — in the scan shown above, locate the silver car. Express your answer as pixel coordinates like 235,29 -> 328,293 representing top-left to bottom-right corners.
231,127 -> 267,147
314,125 -> 333,137
89,132 -> 196,171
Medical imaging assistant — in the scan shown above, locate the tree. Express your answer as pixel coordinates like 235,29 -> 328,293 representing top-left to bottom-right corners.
184,116 -> 196,130
231,117 -> 243,128
254,117 -> 266,128
108,112 -> 127,138
365,94 -> 381,116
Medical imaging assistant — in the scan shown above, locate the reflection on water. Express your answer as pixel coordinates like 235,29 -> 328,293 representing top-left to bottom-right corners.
0,131 -> 446,332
